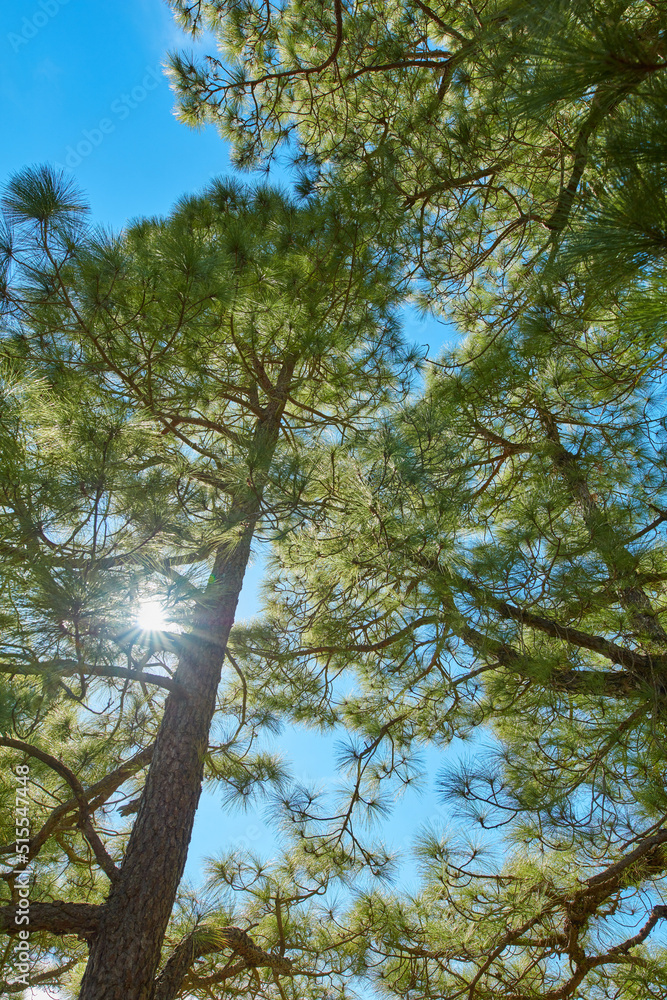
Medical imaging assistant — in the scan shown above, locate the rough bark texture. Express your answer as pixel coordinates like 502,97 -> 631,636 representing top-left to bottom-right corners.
78,546 -> 249,998
0,901 -> 101,938
78,395 -> 288,1000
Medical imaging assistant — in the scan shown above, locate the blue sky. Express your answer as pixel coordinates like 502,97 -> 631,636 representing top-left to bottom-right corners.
1,1 -> 230,228
1,0 -> 465,915
0,0 -> 454,348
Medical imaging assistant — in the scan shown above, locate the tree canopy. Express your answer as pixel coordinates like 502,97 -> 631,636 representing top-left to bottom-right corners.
0,171 -> 414,997
167,0 -> 667,297
2,1 -> 667,998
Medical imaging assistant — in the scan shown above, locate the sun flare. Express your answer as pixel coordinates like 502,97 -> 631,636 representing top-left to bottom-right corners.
136,600 -> 167,631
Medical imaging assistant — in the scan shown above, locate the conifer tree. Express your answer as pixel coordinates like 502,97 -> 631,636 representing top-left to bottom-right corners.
163,1 -> 667,996
2,0 -> 667,997
0,168 -> 414,999
240,271 -> 667,997
167,0 -> 667,299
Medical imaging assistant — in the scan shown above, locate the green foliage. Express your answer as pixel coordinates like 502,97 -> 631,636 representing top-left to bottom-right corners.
0,165 -> 415,996
167,1 -> 666,303
161,1 -> 667,996
3,1 -> 667,997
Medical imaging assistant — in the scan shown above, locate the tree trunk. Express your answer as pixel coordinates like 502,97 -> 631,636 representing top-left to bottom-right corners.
78,399 -> 286,1000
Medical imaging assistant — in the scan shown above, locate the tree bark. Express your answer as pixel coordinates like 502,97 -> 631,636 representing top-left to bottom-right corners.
0,901 -> 100,938
78,392 -> 288,1000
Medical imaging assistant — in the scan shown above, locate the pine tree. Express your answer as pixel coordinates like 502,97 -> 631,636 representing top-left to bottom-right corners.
162,1 -> 667,996
3,1 -> 667,997
243,273 -> 667,996
166,0 -> 667,300
0,168 -> 415,999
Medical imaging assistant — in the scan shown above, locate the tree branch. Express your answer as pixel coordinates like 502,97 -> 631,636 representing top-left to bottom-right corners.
153,925 -> 293,1000
0,739 -> 120,884
0,658 -> 187,696
492,600 -> 663,676
0,745 -> 153,865
0,901 -> 101,937
0,958 -> 80,993
607,904 -> 667,955
587,829 -> 667,889
442,566 -> 667,679
546,82 -> 637,236
211,0 -> 343,93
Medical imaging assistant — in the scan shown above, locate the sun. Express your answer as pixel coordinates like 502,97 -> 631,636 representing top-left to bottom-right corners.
135,600 -> 167,631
